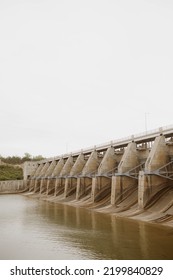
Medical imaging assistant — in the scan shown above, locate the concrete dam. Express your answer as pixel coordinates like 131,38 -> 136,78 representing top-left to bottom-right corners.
1,125 -> 173,227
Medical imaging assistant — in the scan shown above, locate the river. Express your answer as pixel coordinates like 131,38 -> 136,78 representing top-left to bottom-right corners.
0,194 -> 173,260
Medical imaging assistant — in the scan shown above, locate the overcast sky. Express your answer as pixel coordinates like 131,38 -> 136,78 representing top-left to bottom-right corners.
0,0 -> 173,158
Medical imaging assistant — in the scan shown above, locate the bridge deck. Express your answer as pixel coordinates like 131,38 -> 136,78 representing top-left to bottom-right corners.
41,125 -> 173,163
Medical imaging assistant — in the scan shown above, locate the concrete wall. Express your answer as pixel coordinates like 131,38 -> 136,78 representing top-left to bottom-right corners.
0,180 -> 26,193
23,161 -> 38,180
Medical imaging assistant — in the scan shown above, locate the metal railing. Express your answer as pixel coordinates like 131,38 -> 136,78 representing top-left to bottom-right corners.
39,124 -> 173,163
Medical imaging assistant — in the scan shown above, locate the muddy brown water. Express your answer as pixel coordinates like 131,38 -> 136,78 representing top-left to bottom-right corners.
0,194 -> 173,260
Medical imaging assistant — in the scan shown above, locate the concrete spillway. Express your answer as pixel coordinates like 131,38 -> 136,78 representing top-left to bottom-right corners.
1,125 -> 173,227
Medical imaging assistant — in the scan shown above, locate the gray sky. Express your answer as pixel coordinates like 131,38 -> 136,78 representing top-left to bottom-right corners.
0,0 -> 173,158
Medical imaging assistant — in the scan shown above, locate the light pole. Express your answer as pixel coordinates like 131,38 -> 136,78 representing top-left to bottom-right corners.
145,112 -> 149,134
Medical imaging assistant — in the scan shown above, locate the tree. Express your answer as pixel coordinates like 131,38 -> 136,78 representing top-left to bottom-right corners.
32,155 -> 44,161
24,153 -> 32,159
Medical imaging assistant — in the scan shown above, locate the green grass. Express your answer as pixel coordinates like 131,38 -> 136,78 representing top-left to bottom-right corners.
0,165 -> 23,181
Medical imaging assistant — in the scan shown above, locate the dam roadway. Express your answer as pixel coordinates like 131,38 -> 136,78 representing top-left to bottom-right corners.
1,125 -> 173,226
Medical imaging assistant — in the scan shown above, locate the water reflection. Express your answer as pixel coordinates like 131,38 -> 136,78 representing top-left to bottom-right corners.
0,194 -> 173,259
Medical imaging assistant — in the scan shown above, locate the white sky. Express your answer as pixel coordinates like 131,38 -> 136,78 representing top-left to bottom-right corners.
0,0 -> 173,158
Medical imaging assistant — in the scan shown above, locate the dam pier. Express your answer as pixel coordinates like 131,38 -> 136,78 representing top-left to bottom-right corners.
1,125 -> 173,226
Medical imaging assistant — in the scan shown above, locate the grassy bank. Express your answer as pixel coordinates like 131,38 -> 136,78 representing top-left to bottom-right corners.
0,165 -> 23,181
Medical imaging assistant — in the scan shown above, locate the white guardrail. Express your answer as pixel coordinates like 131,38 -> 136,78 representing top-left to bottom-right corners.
39,124 -> 173,163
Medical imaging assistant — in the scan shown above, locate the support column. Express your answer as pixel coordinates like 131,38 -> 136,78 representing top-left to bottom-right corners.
91,147 -> 117,202
55,155 -> 74,197
40,178 -> 48,194
40,160 -> 56,195
47,178 -> 56,195
64,153 -> 86,198
60,155 -> 74,176
91,176 -> 110,202
29,163 -> 43,192
91,177 -> 97,202
76,150 -> 101,200
138,171 -> 149,208
34,162 -> 50,193
111,142 -> 139,205
39,162 -> 51,194
54,178 -> 64,196
111,176 -> 122,204
76,177 -> 91,199
29,179 -> 35,192
98,147 -> 117,175
138,135 -> 169,208
53,158 -> 65,196
64,177 -> 78,198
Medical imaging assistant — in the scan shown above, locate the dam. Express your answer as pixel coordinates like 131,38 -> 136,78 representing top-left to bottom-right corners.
1,125 -> 173,227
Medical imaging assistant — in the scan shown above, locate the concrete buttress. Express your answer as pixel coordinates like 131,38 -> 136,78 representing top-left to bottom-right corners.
111,142 -> 139,205
64,153 -> 86,198
40,160 -> 56,194
138,135 -> 169,208
76,150 -> 101,200
29,163 -> 43,192
91,147 -> 117,202
49,158 -> 65,196
54,156 -> 74,197
34,162 -> 50,193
